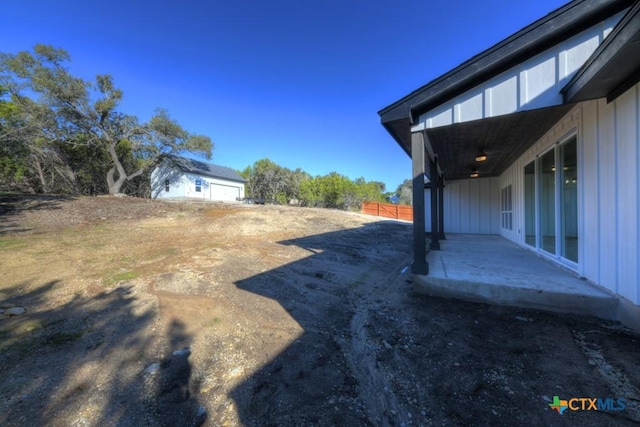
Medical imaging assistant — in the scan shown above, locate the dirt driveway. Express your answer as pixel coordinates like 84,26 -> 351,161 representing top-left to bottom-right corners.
1,195 -> 639,426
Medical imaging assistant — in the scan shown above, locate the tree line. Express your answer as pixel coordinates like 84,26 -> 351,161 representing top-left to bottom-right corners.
0,44 -> 212,196
241,158 -> 391,210
0,44 -> 413,210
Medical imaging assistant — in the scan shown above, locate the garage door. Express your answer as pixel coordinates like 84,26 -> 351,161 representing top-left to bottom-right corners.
210,183 -> 240,201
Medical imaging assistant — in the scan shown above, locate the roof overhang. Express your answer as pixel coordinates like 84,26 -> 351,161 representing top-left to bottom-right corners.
379,0 -> 636,180
562,0 -> 640,102
424,105 -> 575,180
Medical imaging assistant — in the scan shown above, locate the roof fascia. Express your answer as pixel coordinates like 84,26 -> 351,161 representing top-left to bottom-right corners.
562,0 -> 640,102
379,0 -> 633,124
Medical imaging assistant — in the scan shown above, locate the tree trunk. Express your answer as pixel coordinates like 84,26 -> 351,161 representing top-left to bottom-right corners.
31,155 -> 49,193
105,142 -> 144,195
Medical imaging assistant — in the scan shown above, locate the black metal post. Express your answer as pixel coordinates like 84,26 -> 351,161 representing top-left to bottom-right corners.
411,132 -> 428,275
438,175 -> 446,240
430,156 -> 440,251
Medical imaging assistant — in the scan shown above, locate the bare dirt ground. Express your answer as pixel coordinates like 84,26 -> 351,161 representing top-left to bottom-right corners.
1,194 -> 639,426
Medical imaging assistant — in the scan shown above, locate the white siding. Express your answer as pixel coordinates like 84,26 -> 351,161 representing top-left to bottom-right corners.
151,165 -> 245,202
426,177 -> 500,234
151,164 -> 187,199
581,100 -> 599,284
558,29 -> 601,86
615,89 -> 639,303
455,91 -> 484,123
499,83 -> 640,305
411,11 -> 625,132
520,50 -> 557,110
597,99 -> 618,292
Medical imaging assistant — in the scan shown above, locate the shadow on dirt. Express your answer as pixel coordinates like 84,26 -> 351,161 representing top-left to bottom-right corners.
230,220 -> 413,426
0,194 -> 73,235
0,280 -> 204,426
229,221 -> 640,426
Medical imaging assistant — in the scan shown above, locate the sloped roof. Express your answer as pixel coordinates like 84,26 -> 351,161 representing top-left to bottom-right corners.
378,0 -> 638,181
563,0 -> 640,102
379,0 -> 633,128
166,155 -> 247,183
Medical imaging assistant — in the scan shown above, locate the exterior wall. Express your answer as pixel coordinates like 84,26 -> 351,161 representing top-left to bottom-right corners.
204,176 -> 245,201
151,164 -> 186,199
151,165 -> 245,201
411,11 -> 625,131
498,82 -> 640,306
425,177 -> 500,234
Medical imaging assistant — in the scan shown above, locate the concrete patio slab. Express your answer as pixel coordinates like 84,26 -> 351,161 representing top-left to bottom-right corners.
414,234 -> 619,321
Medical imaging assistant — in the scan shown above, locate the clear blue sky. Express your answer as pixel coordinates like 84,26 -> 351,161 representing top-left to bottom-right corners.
3,0 -> 568,192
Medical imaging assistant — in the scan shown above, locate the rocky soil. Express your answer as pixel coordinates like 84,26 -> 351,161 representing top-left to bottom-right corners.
1,194 -> 639,426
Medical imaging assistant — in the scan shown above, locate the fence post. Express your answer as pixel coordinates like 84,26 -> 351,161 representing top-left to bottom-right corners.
377,202 -> 380,217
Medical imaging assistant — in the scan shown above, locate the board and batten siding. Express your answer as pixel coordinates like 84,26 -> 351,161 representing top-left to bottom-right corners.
498,83 -> 640,306
424,178 -> 500,235
411,11 -> 625,131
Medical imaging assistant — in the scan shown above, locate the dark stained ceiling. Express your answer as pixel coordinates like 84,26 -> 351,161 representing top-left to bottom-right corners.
424,105 -> 575,180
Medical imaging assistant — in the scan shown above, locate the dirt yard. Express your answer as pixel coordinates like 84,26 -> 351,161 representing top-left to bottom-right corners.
1,195 -> 639,426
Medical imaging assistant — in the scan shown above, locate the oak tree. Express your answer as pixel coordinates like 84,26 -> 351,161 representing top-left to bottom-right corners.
0,44 -> 213,194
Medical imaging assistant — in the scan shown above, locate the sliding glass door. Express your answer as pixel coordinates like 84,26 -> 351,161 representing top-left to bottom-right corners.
524,135 -> 578,266
560,137 -> 578,262
540,149 -> 556,255
524,161 -> 536,247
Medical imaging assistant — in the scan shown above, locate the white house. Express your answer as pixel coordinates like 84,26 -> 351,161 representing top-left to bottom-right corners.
379,0 -> 640,325
151,155 -> 246,202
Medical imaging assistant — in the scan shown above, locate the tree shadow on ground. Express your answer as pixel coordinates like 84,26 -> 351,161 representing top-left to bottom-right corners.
229,220 -> 413,426
0,194 -> 73,235
0,280 -> 204,426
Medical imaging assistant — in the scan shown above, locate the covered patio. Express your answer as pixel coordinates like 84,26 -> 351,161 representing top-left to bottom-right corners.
415,234 -> 618,319
379,0 -> 640,330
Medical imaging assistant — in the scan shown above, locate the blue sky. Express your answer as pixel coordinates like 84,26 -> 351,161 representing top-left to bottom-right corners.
3,0 -> 568,192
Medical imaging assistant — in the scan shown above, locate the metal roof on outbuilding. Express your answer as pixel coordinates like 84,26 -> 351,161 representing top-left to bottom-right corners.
165,155 -> 247,183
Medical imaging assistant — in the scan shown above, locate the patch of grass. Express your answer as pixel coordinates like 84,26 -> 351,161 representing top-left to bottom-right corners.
0,337 -> 35,358
156,246 -> 180,256
0,319 -> 46,354
47,330 -> 86,347
19,319 -> 44,334
112,270 -> 138,282
350,271 -> 370,288
205,317 -> 222,327
104,270 -> 139,287
203,208 -> 238,219
0,239 -> 25,250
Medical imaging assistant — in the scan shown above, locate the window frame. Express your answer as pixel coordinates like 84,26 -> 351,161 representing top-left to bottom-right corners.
501,184 -> 513,231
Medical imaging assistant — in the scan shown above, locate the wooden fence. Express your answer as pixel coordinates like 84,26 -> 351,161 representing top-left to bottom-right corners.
362,201 -> 413,221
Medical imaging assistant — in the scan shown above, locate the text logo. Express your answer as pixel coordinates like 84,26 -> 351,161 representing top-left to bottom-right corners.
549,396 -> 626,414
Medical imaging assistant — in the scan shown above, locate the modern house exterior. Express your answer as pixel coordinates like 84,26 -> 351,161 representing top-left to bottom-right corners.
379,0 -> 640,325
151,155 -> 246,202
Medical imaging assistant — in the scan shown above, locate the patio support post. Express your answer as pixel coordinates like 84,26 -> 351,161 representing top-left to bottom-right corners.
411,132 -> 428,275
438,175 -> 446,240
430,156 -> 440,250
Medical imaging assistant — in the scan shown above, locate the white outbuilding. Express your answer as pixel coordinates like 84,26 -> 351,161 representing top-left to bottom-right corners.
151,155 -> 246,202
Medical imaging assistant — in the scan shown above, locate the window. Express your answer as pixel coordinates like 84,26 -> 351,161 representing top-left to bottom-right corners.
501,185 -> 513,230
524,161 -> 536,246
164,179 -> 170,192
560,137 -> 578,262
523,135 -> 578,264
540,148 -> 556,254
